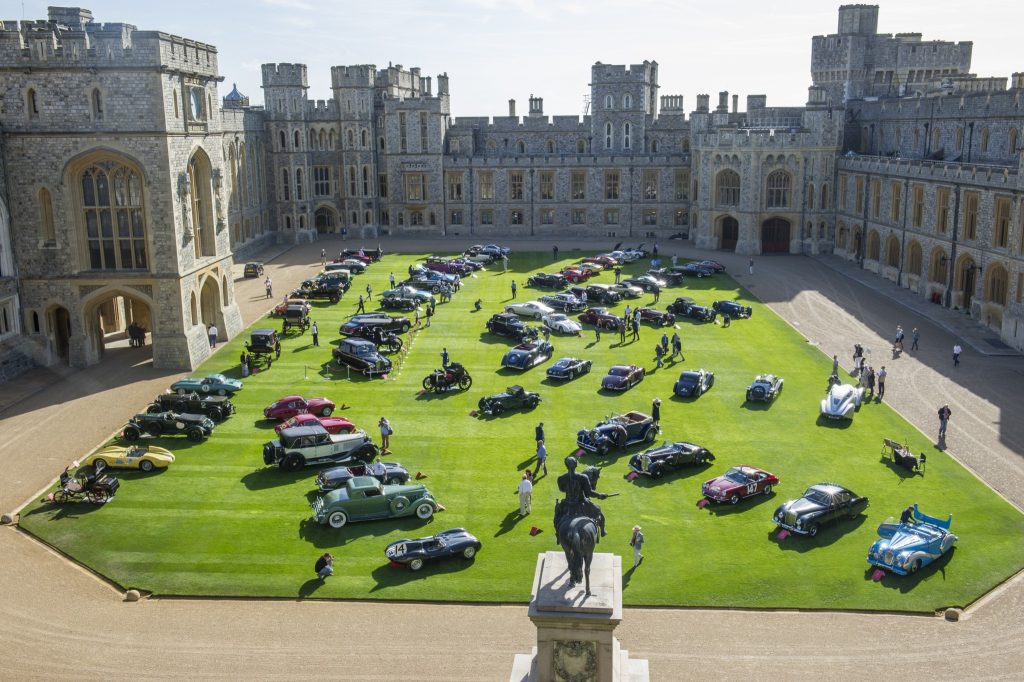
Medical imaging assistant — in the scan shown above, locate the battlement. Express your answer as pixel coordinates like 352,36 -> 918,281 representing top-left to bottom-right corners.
590,60 -> 658,84
837,4 -> 878,35
449,115 -> 588,132
331,64 -> 375,89
262,63 -> 308,89
306,99 -> 339,118
660,95 -> 685,113
838,154 -> 1017,188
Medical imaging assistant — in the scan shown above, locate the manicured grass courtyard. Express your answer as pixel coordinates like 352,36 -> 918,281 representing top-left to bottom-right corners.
19,250 -> 1024,611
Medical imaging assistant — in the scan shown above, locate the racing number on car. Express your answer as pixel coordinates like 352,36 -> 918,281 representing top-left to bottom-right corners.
746,483 -> 757,495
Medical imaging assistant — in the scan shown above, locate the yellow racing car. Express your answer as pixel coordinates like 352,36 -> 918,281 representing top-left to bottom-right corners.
81,445 -> 175,473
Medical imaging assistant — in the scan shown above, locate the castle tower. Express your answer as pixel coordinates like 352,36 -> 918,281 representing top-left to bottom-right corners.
590,61 -> 658,153
331,65 -> 378,235
261,63 -> 314,241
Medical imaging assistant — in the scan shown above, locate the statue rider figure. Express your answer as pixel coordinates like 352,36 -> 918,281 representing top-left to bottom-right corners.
554,455 -> 608,544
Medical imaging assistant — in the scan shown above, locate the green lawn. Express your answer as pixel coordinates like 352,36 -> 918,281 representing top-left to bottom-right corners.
19,251 -> 1024,611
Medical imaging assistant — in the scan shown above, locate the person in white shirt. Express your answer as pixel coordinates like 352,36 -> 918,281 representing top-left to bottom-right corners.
518,472 -> 533,516
371,457 -> 387,481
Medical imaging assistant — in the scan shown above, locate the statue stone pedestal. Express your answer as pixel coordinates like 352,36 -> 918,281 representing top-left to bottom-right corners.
510,551 -> 649,682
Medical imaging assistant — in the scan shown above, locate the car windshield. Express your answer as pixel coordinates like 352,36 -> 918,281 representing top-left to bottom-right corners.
805,489 -> 833,505
609,367 -> 630,376
723,468 -> 750,484
349,344 -> 372,356
548,314 -> 567,322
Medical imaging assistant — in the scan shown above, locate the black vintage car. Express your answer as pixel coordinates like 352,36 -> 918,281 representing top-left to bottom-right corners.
380,295 -> 418,311
628,441 -> 715,478
148,393 -> 234,422
245,328 -> 282,368
315,461 -> 410,491
385,528 -> 481,571
673,369 -> 715,398
299,279 -> 343,304
546,357 -> 592,381
539,293 -> 585,312
584,284 -> 622,305
478,385 -> 541,415
332,337 -> 392,377
622,275 -> 666,292
281,305 -> 310,334
646,268 -> 685,286
243,262 -> 264,278
401,278 -> 447,294
713,300 -> 753,318
527,272 -> 569,289
121,411 -> 215,442
501,340 -> 554,370
339,313 -> 412,336
673,262 -> 715,278
667,297 -> 717,323
485,313 -> 538,342
773,483 -> 869,537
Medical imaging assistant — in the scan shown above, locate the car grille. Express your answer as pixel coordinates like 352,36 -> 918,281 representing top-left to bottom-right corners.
784,511 -> 797,526
311,497 -> 324,519
885,551 -> 894,565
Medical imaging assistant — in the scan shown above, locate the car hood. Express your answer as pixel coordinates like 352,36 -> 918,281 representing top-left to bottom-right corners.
603,375 -> 627,386
822,386 -> 860,413
703,476 -> 739,493
780,497 -> 824,516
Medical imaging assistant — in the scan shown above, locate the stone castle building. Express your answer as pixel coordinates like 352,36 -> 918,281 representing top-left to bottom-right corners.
0,4 -> 1022,377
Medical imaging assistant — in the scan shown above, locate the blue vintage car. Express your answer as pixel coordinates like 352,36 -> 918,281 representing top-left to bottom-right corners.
170,373 -> 243,396
385,528 -> 481,571
576,411 -> 660,455
867,505 -> 957,576
501,340 -> 554,370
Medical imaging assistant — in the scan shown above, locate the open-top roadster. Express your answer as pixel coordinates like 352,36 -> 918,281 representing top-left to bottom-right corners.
478,385 -> 541,415
628,441 -> 714,478
423,362 -> 472,392
867,505 -> 957,575
576,412 -> 660,455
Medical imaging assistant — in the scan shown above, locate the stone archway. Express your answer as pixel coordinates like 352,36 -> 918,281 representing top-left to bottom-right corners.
760,217 -> 791,253
315,206 -> 338,234
719,216 -> 739,251
49,306 -> 72,363
200,276 -> 224,333
955,255 -> 978,310
81,289 -> 155,365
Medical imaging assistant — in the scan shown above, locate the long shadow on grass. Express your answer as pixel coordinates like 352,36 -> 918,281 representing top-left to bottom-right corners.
740,400 -> 774,412
478,332 -> 518,346
495,509 -> 530,537
628,462 -> 714,487
21,499 -> 107,520
369,556 -> 477,592
768,514 -> 867,552
122,436 -> 209,452
297,578 -> 327,598
702,491 -> 777,515
252,419 -> 279,430
864,548 -> 956,593
317,362 -> 378,383
879,456 -> 925,480
814,415 -> 855,429
241,467 -> 314,490
298,515 -> 434,549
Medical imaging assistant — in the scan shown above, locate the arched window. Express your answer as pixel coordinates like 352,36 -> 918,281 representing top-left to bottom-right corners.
807,183 -> 815,210
820,183 -> 829,210
294,130 -> 300,149
361,129 -> 368,147
329,129 -> 337,149
295,169 -> 303,200
278,130 -> 286,151
985,264 -> 1009,305
932,127 -> 941,151
980,127 -> 990,153
80,159 -> 148,269
309,129 -> 315,148
91,88 -> 103,120
281,168 -> 290,201
285,215 -> 292,230
885,234 -> 900,267
651,139 -> 659,153
39,187 -> 56,245
604,123 -> 612,150
517,140 -> 525,154
546,140 -> 554,154
362,166 -> 370,196
577,139 -> 586,154
1009,128 -> 1019,156
765,171 -> 791,208
299,215 -> 305,230
837,222 -> 848,249
348,166 -> 356,196
188,152 -> 215,258
604,95 -> 614,110
622,94 -> 632,109
352,211 -> 360,225
26,88 -> 39,119
347,129 -> 354,147
378,136 -> 385,151
365,210 -> 372,225
623,123 -> 631,150
319,130 -> 326,150
867,230 -> 880,261
715,170 -> 740,206
929,248 -> 948,284
907,240 -> 922,276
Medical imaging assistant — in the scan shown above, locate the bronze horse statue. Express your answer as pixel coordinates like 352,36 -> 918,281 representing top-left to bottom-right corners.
554,464 -> 607,596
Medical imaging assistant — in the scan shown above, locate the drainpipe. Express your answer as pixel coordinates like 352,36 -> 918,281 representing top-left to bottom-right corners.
944,185 -> 962,308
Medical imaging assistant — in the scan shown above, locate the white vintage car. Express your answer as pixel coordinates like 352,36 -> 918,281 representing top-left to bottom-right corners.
542,313 -> 582,335
820,383 -> 865,420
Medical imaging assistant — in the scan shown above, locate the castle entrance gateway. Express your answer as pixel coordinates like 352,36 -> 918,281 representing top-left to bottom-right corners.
314,206 -> 337,234
82,287 -> 155,366
761,218 -> 791,253
720,216 -> 739,251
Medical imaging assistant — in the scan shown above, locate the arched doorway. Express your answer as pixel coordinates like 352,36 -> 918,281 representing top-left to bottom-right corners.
720,216 -> 739,251
200,276 -> 224,333
760,218 -> 791,253
955,255 -> 978,310
50,306 -> 72,362
315,206 -> 337,234
82,290 -> 154,364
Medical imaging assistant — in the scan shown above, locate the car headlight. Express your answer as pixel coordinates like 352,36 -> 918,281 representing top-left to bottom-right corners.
796,519 -> 803,527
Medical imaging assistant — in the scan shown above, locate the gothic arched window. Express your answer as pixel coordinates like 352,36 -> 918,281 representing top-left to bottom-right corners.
80,158 -> 148,270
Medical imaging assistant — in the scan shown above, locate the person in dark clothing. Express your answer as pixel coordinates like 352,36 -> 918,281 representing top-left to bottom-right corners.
356,295 -> 365,314
865,366 -> 876,398
651,398 -> 661,426
618,319 -> 626,344
938,404 -> 952,438
631,319 -> 640,341
900,505 -> 915,524
652,285 -> 660,303
315,552 -> 334,579
553,245 -> 559,261
511,280 -> 517,299
425,305 -> 433,327
535,422 -> 545,446
311,321 -> 319,346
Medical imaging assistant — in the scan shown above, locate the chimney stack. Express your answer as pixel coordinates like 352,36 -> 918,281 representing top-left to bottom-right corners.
732,94 -> 738,113
717,91 -> 729,112
509,99 -> 516,117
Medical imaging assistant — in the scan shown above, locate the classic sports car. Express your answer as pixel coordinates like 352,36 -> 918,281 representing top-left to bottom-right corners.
505,301 -> 555,319
539,293 -> 585,312
667,297 -> 716,322
636,307 -> 675,327
424,258 -> 472,277
379,295 -> 418,311
746,374 -> 784,402
340,313 -> 412,336
121,412 -> 215,442
607,250 -> 639,263
546,357 -> 592,381
315,461 -> 410,491
694,259 -> 727,273
582,255 -> 618,268
263,395 -> 336,420
543,313 -> 582,335
583,284 -> 622,305
674,262 -> 715,278
274,297 -> 312,316
578,307 -> 623,329
81,445 -> 175,473
332,338 -> 392,377
337,249 -> 374,264
275,413 -> 356,435
609,282 -> 644,299
409,265 -> 460,284
820,383 -> 865,420
401,278 -> 448,295
622,275 -> 666,292
264,426 -> 378,471
527,272 -> 569,289
312,476 -> 438,528
385,528 -> 482,571
576,412 -> 660,454
337,258 -> 368,273
561,267 -> 595,284
702,466 -> 779,504
502,340 -> 554,370
628,441 -> 715,478
478,385 -> 541,415
867,505 -> 957,576
382,286 -> 434,304
148,393 -> 234,422
480,244 -> 511,258
712,300 -> 753,318
486,313 -> 538,342
773,483 -> 869,537
602,364 -> 645,391
298,279 -> 344,304
647,268 -> 685,285
674,369 -> 715,398
170,373 -> 243,396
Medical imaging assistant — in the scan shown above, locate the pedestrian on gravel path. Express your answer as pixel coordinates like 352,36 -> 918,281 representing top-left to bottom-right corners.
938,404 -> 952,438
911,328 -> 920,350
953,343 -> 962,367
265,277 -> 273,299
748,257 -> 754,275
876,366 -> 887,400
321,248 -> 326,266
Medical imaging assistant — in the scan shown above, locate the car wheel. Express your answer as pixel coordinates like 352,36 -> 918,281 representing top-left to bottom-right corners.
528,397 -> 540,409
123,426 -> 141,442
93,459 -> 108,472
139,460 -> 155,473
909,559 -> 922,574
208,408 -> 224,422
651,468 -> 663,480
146,424 -> 163,437
327,511 -> 348,529
762,484 -> 772,496
807,523 -> 819,537
462,546 -> 477,559
534,312 -> 542,320
390,496 -> 411,514
147,404 -> 162,414
491,403 -> 503,416
217,389 -> 227,396
409,558 -> 425,571
186,428 -> 204,442
386,476 -> 402,485
415,502 -> 434,520
401,322 -> 411,333
645,428 -> 657,443
729,494 -> 740,505
321,406 -> 333,417
283,454 -> 303,471
597,443 -> 609,457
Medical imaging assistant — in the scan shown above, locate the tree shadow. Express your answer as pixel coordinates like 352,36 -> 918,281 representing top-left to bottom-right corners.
240,467 -> 312,490
865,548 -> 956,593
768,514 -> 867,552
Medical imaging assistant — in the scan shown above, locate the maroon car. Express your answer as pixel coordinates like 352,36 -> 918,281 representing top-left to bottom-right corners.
562,267 -> 596,284
702,466 -> 779,505
601,364 -> 645,391
694,259 -> 727,273
636,307 -> 675,327
275,413 -> 356,435
582,255 -> 617,268
263,395 -> 336,421
578,307 -> 623,329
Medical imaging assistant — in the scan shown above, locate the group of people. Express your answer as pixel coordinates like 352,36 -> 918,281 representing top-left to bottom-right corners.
126,321 -> 147,347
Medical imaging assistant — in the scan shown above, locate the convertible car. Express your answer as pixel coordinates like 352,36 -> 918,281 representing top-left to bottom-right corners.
478,385 -> 541,415
546,357 -> 592,381
667,297 -> 717,323
315,461 -> 409,491
673,369 -> 715,398
539,293 -> 585,312
526,272 -> 569,289
702,466 -> 779,504
121,412 -> 215,442
275,413 -> 356,435
746,374 -> 784,403
712,300 -> 753,318
609,282 -> 644,299
386,528 -> 481,571
820,383 -> 865,420
628,441 -> 714,478
694,259 -> 727,273
505,301 -> 555,320
486,313 -> 538,342
502,340 -> 554,370
340,313 -> 411,336
576,412 -> 660,455
560,267 -> 595,284
542,313 -> 582,335
170,373 -> 243,396
263,395 -> 336,420
773,483 -> 869,537
602,364 -> 645,391
81,445 -> 175,473
867,505 -> 957,575
312,476 -> 438,528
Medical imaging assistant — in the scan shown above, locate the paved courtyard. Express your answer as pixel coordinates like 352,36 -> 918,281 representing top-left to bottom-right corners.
1,236 -> 1022,680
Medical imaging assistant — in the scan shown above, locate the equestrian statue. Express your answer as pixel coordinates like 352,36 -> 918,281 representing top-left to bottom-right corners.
553,455 -> 616,595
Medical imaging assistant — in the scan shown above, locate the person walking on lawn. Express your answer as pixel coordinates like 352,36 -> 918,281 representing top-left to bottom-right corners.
533,440 -> 548,478
630,525 -> 645,568
356,294 -> 365,314
518,472 -> 533,516
535,422 -> 545,446
311,321 -> 319,346
510,279 -> 517,299
672,332 -> 681,359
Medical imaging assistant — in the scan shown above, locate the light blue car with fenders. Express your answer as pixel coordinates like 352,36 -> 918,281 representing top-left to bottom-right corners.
169,373 -> 243,396
867,505 -> 957,576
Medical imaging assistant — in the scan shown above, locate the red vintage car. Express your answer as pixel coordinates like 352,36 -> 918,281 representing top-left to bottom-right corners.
274,412 -> 356,435
636,307 -> 675,327
562,267 -> 596,284
701,466 -> 780,505
601,364 -> 645,391
578,307 -> 623,329
274,297 -> 311,316
263,395 -> 336,421
335,250 -> 373,264
582,255 -> 618,268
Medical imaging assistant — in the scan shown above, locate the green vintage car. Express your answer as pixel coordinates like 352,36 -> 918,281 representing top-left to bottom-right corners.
311,476 -> 438,528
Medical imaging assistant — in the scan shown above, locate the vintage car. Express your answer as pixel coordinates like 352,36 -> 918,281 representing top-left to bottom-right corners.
527,272 -> 569,289
402,278 -> 450,295
264,395 -> 336,420
667,297 -> 717,323
747,374 -> 784,402
385,528 -> 481,571
337,249 -> 374,264
170,373 -> 243,397
382,286 -> 434,304
820,383 -> 865,420
449,257 -> 483,272
546,357 -> 592,381
424,258 -> 472,277
478,385 -> 541,415
298,279 -> 343,304
505,301 -> 555,320
245,328 -> 282,369
582,254 -> 618,268
281,305 -> 310,334
646,268 -> 685,286
560,267 -> 595,284
463,245 -> 495,261
312,476 -> 439,528
263,425 -> 378,471
622,275 -> 666,292
81,444 -> 175,473
340,313 -> 411,336
379,295 -> 418,311
607,250 -> 640,263
333,338 -> 392,377
702,466 -> 779,504
275,413 -> 356,435
674,262 -> 715,278
578,307 -> 623,329
712,300 -> 753,318
479,244 -> 511,258
502,340 -> 554,370
628,441 -> 715,478
243,262 -> 264,278
602,364 -> 646,391
694,259 -> 727,273
673,369 -> 715,398
148,393 -> 234,422
121,411 -> 215,442
539,293 -> 585,312
609,282 -> 644,299
583,284 -> 622,305
409,265 -> 460,284
867,505 -> 957,575
542,313 -> 582,335
315,461 -> 410,491
336,258 -> 369,273
274,297 -> 312,316
576,412 -> 660,454
636,307 -> 675,327
486,313 -> 538,342
773,483 -> 869,537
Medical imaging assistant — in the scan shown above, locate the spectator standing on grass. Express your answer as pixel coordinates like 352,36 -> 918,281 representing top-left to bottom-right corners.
389,272 -> 396,289
502,254 -> 509,272
311,321 -> 319,347
595,323 -> 602,343
378,417 -> 393,453
265,277 -> 273,299
953,343 -> 962,367
615,267 -> 622,284
356,295 -> 365,314
832,354 -> 839,376
624,304 -> 632,320
652,284 -> 661,303
630,525 -> 644,568
631,318 -> 640,341
441,347 -> 449,368
366,283 -> 373,300
414,306 -> 421,327
533,440 -> 548,478
580,291 -> 588,308
866,366 -> 876,398
315,552 -> 334,580
511,280 -> 517,299
911,328 -> 920,350
425,305 -> 433,327
671,254 -> 678,267
618,319 -> 626,344
535,422 -> 545,446
518,472 -> 533,516
671,332 -> 681,359
655,344 -> 664,369
651,398 -> 661,426
660,332 -> 669,355
553,245 -> 559,261
938,404 -> 952,438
